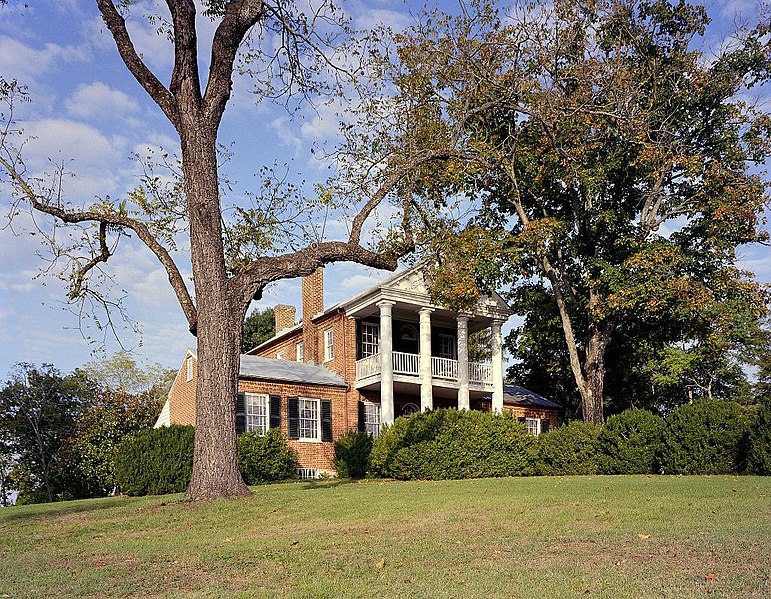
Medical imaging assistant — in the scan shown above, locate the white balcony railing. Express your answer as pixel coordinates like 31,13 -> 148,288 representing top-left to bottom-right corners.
431,356 -> 458,380
469,362 -> 493,384
355,352 -> 493,387
355,353 -> 380,379
393,351 -> 420,375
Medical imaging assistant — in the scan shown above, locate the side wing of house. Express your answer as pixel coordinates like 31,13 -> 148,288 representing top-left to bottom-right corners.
154,349 -> 197,428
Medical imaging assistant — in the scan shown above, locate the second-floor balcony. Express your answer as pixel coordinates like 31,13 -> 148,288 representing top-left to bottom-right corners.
355,352 -> 494,389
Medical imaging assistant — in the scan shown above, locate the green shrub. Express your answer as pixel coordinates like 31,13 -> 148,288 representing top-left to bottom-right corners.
369,409 -> 464,477
747,401 -> 771,475
334,431 -> 373,478
536,421 -> 600,476
596,409 -> 664,474
658,400 -> 748,475
237,428 -> 298,484
369,409 -> 536,480
114,425 -> 194,496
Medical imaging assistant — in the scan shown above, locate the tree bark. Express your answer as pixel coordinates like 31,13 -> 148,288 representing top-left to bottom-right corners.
181,121 -> 249,500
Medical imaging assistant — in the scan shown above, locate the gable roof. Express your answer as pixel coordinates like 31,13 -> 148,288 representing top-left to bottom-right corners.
502,385 -> 562,409
239,355 -> 347,388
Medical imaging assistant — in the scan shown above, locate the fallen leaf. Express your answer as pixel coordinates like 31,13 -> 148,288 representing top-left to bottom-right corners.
637,534 -> 651,539
291,540 -> 299,546
403,579 -> 412,583
705,573 -> 715,582
375,559 -> 386,570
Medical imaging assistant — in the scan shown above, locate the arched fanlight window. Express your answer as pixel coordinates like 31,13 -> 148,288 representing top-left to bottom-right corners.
399,324 -> 418,341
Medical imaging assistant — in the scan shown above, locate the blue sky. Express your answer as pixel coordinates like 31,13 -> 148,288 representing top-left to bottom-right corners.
0,0 -> 769,379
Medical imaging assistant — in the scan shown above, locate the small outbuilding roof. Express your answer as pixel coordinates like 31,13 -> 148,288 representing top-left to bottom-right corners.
239,355 -> 347,388
501,385 -> 562,409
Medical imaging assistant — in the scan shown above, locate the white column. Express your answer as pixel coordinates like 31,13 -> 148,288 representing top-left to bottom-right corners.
491,320 -> 504,414
457,314 -> 470,411
378,301 -> 396,426
419,307 -> 434,411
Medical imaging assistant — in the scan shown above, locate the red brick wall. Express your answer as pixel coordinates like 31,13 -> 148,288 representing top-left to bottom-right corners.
237,378 -> 350,471
504,404 -> 561,428
168,353 -> 197,426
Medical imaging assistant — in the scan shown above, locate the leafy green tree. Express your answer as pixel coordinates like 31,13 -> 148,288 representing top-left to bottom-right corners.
0,429 -> 13,506
241,307 -> 275,353
0,364 -> 88,503
390,0 -> 770,423
62,389 -> 161,498
80,351 -> 174,403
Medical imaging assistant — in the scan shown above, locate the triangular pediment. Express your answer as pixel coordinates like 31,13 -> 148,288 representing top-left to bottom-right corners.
382,265 -> 430,294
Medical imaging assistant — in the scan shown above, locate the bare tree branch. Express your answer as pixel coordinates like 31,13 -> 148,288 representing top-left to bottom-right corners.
203,0 -> 265,126
95,0 -> 180,129
0,154 -> 198,332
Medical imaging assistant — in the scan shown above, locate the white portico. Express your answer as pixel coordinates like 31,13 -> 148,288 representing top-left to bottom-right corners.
343,265 -> 512,426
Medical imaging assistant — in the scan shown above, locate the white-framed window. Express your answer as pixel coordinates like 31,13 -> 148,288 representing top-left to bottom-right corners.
277,350 -> 286,360
246,393 -> 269,435
363,401 -> 381,437
525,417 -> 541,436
438,333 -> 457,359
361,322 -> 379,358
324,328 -> 334,362
299,397 -> 320,441
296,342 -> 304,362
185,356 -> 194,382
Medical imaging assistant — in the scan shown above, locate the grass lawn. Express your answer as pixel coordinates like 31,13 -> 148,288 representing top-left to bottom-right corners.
1,476 -> 769,598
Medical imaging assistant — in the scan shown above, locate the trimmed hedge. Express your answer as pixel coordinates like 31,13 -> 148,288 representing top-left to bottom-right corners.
114,424 -> 194,496
747,401 -> 771,475
370,409 -> 536,480
658,400 -> 748,475
237,428 -> 298,484
536,421 -> 600,476
334,431 -> 373,478
596,409 -> 664,474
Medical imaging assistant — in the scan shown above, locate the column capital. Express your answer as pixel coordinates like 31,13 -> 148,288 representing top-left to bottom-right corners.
377,299 -> 396,309
418,306 -> 435,315
456,312 -> 472,323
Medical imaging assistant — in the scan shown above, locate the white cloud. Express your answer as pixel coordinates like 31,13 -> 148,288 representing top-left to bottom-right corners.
65,82 -> 140,120
355,7 -> 412,32
0,35 -> 89,84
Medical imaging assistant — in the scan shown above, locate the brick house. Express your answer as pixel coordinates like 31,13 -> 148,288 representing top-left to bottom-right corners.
157,264 -> 561,477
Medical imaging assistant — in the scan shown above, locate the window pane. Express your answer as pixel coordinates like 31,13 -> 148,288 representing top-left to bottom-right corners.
299,398 -> 319,440
361,323 -> 379,358
246,394 -> 268,435
364,402 -> 380,438
525,417 -> 540,436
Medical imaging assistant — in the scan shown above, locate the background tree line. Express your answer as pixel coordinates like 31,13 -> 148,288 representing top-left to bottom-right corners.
0,354 -> 173,505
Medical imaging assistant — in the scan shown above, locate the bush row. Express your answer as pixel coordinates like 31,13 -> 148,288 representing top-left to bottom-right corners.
333,400 -> 771,480
114,425 -> 297,496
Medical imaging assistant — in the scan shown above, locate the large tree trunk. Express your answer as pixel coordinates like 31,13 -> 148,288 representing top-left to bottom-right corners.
181,123 -> 249,500
578,327 -> 610,425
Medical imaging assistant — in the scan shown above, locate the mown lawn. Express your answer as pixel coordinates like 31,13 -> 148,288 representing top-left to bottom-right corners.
0,476 -> 769,598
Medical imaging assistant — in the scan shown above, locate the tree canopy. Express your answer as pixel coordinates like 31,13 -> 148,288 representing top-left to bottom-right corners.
386,0 -> 770,421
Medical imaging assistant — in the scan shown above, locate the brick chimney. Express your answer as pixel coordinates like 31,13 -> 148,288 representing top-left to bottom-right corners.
274,304 -> 296,333
302,267 -> 324,363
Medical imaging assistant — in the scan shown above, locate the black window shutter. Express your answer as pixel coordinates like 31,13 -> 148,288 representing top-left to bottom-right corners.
541,419 -> 550,433
236,393 -> 246,434
287,396 -> 299,440
356,319 -> 362,360
321,400 -> 333,442
358,401 -> 365,433
517,416 -> 526,424
269,395 -> 281,430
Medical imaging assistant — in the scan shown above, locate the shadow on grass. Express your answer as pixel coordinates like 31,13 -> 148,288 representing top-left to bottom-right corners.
297,477 -> 361,491
0,495 -> 153,524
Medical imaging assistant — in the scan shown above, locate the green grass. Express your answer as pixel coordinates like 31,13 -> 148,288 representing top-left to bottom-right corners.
1,476 -> 770,598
